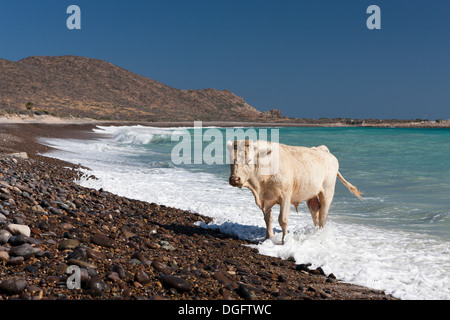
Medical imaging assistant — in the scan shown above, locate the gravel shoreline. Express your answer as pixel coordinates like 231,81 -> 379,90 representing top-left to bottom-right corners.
0,123 -> 397,301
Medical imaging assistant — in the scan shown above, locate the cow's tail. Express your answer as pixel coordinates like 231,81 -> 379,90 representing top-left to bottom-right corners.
337,171 -> 363,199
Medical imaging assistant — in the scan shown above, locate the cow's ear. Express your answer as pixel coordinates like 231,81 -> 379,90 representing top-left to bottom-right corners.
226,140 -> 233,152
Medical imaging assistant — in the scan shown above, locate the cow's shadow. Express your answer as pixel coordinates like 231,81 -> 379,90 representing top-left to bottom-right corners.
154,219 -> 276,245
201,221 -> 269,244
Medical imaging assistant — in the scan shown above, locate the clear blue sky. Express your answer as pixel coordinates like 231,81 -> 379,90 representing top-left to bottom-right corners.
1,0 -> 449,120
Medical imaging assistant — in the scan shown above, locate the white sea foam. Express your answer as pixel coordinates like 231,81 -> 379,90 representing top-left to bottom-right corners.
41,126 -> 450,300
93,125 -> 189,145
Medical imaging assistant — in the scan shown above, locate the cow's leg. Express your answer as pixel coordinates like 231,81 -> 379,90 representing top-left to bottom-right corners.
263,207 -> 274,239
318,190 -> 334,228
307,196 -> 320,226
279,195 -> 291,245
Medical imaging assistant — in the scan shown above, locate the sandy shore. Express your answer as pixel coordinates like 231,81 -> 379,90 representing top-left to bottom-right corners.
0,120 -> 398,303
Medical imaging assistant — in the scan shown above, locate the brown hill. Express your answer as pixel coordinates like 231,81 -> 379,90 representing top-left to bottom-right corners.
0,55 -> 281,121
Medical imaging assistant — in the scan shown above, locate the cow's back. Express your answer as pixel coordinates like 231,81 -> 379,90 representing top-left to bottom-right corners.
277,143 -> 338,201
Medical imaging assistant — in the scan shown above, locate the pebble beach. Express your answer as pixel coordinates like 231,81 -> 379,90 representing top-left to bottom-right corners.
0,122 -> 396,301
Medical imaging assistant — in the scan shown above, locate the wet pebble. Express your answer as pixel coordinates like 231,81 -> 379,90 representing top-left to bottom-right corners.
296,263 -> 312,272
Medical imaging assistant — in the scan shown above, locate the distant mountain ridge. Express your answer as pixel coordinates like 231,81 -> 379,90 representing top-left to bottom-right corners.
0,55 -> 282,121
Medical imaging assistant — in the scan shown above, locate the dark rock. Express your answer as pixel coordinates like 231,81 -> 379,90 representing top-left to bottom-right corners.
9,243 -> 41,259
90,234 -> 115,248
212,270 -> 232,284
86,276 -> 108,297
151,260 -> 172,275
9,234 -> 41,245
37,221 -> 50,231
49,207 -> 61,215
307,286 -> 317,292
40,199 -> 51,208
0,277 -> 27,295
79,268 -> 91,286
277,274 -> 287,282
296,263 -> 311,272
111,264 -> 127,279
236,284 -> 257,300
63,231 -> 77,239
85,248 -> 106,261
25,264 -> 39,275
160,275 -> 192,292
315,267 -> 326,276
67,246 -> 87,260
106,271 -> 121,282
36,250 -> 52,259
134,270 -> 150,284
131,251 -> 151,265
326,274 -> 337,283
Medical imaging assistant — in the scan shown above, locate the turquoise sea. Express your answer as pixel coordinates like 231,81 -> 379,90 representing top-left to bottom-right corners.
42,126 -> 450,299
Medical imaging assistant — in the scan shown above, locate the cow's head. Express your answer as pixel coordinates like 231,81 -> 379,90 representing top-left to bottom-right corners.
226,140 -> 256,188
226,139 -> 276,188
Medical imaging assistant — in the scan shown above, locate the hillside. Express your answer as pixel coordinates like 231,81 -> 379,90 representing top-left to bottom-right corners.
0,56 -> 282,122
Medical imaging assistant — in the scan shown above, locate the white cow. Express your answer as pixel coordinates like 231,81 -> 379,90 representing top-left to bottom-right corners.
227,140 -> 362,244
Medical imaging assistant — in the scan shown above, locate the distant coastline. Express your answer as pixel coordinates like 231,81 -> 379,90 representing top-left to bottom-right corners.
0,113 -> 449,128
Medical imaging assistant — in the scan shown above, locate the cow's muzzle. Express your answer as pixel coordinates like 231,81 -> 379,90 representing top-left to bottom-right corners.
229,175 -> 241,187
